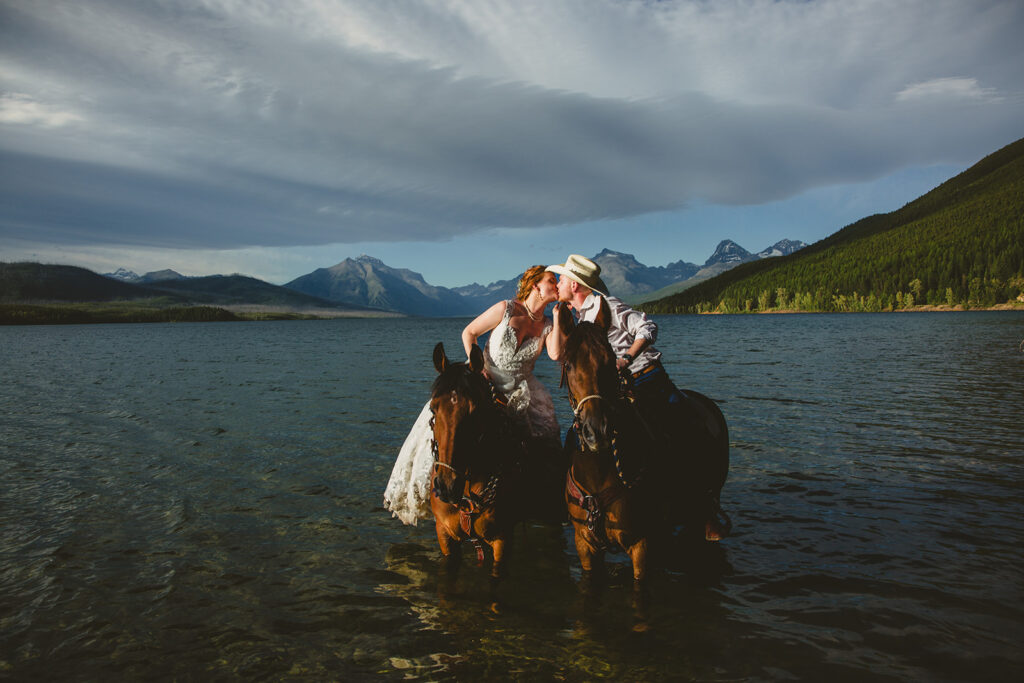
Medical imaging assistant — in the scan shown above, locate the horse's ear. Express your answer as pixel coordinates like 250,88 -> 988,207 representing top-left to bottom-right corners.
593,296 -> 612,333
433,342 -> 448,374
468,344 -> 484,374
557,302 -> 576,335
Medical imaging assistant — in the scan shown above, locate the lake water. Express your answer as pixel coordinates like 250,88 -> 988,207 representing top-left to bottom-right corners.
1,312 -> 1022,681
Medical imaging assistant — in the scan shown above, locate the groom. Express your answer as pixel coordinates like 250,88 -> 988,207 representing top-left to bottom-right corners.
545,254 -> 728,541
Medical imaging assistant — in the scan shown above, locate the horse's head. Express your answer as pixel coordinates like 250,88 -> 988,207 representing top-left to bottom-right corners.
430,341 -> 491,504
560,298 -> 620,453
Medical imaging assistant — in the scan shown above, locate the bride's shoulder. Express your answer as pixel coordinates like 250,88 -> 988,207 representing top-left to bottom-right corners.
490,299 -> 516,324
481,300 -> 511,316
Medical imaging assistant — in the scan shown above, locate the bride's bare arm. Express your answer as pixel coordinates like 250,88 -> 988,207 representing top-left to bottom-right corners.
546,302 -> 570,361
462,301 -> 506,358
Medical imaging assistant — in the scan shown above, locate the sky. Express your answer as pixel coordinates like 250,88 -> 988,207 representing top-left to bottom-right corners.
1,0 -> 1022,288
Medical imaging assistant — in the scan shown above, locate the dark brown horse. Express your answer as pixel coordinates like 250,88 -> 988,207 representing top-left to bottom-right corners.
428,342 -> 516,578
558,300 -> 730,582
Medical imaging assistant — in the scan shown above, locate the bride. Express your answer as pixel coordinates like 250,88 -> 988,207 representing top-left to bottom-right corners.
384,266 -> 560,525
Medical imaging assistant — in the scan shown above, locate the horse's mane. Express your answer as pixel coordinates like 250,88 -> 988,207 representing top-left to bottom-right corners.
430,361 -> 491,405
564,321 -> 621,399
564,321 -> 615,364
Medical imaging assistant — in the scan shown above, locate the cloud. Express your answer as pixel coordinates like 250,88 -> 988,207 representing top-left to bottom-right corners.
1,0 -> 1022,251
896,77 -> 1001,103
0,92 -> 83,127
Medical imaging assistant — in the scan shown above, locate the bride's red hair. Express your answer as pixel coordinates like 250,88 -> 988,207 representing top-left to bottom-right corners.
515,265 -> 547,301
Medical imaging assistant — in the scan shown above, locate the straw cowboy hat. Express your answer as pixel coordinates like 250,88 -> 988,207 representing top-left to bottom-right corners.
546,254 -> 609,296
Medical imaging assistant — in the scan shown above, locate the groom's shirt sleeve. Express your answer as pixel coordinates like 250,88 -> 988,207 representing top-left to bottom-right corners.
606,295 -> 658,344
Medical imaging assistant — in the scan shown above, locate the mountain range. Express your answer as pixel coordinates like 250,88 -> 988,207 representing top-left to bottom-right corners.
281,256 -> 478,317
0,236 -> 799,317
278,239 -> 805,316
3,237 -> 800,318
87,239 -> 803,317
106,268 -> 188,283
0,262 -> 377,314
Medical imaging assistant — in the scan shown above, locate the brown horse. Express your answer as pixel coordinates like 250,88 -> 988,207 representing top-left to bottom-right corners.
558,299 -> 730,583
428,342 -> 516,578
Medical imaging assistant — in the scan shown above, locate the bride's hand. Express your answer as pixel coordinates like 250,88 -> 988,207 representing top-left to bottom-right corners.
552,302 -> 565,324
469,358 -> 491,380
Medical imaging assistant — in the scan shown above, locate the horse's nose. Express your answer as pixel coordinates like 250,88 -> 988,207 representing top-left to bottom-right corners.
433,475 -> 452,502
579,412 -> 611,452
579,422 -> 592,449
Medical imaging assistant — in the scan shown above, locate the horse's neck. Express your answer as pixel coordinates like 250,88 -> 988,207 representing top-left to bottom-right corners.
468,453 -> 500,482
570,451 -> 618,493
469,412 -> 506,479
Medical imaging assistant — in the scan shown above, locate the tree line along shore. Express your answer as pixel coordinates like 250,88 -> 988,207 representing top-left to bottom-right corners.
3,298 -> 1022,326
683,282 -> 1024,315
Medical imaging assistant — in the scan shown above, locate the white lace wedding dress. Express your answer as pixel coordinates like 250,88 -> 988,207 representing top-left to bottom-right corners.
383,300 -> 559,525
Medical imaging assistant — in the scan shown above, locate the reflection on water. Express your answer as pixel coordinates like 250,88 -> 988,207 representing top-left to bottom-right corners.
1,313 -> 1022,680
379,526 -> 738,681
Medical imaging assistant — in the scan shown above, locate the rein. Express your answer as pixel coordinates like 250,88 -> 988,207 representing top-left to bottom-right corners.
572,393 -> 603,418
560,360 -> 605,420
433,460 -> 458,474
429,410 -> 498,503
560,346 -> 643,494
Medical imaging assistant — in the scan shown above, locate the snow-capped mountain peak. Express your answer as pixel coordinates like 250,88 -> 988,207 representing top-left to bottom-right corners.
756,239 -> 807,259
704,240 -> 753,267
105,268 -> 140,282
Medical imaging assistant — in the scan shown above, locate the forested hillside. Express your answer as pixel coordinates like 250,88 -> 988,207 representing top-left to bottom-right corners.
0,262 -> 170,302
642,137 -> 1024,314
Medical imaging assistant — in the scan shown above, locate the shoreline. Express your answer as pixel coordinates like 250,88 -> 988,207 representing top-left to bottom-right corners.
695,303 -> 1024,315
0,302 -> 403,326
3,301 -> 1022,325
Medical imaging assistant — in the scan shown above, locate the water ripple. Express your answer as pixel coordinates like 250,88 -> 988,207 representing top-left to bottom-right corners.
1,314 -> 1022,680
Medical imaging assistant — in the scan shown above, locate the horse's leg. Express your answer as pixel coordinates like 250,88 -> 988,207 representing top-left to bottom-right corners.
573,524 -> 606,588
670,391 -> 731,541
627,537 -> 648,582
570,526 -> 604,607
489,536 -> 506,578
432,518 -> 462,601
435,519 -> 461,569
485,535 -> 506,614
700,426 -> 731,542
614,535 -> 650,631
704,492 -> 730,541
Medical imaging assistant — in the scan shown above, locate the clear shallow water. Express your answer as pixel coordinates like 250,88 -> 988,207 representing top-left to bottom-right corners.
1,313 -> 1022,681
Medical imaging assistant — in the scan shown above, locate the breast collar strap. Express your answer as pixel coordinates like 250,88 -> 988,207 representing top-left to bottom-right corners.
565,465 -> 627,550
